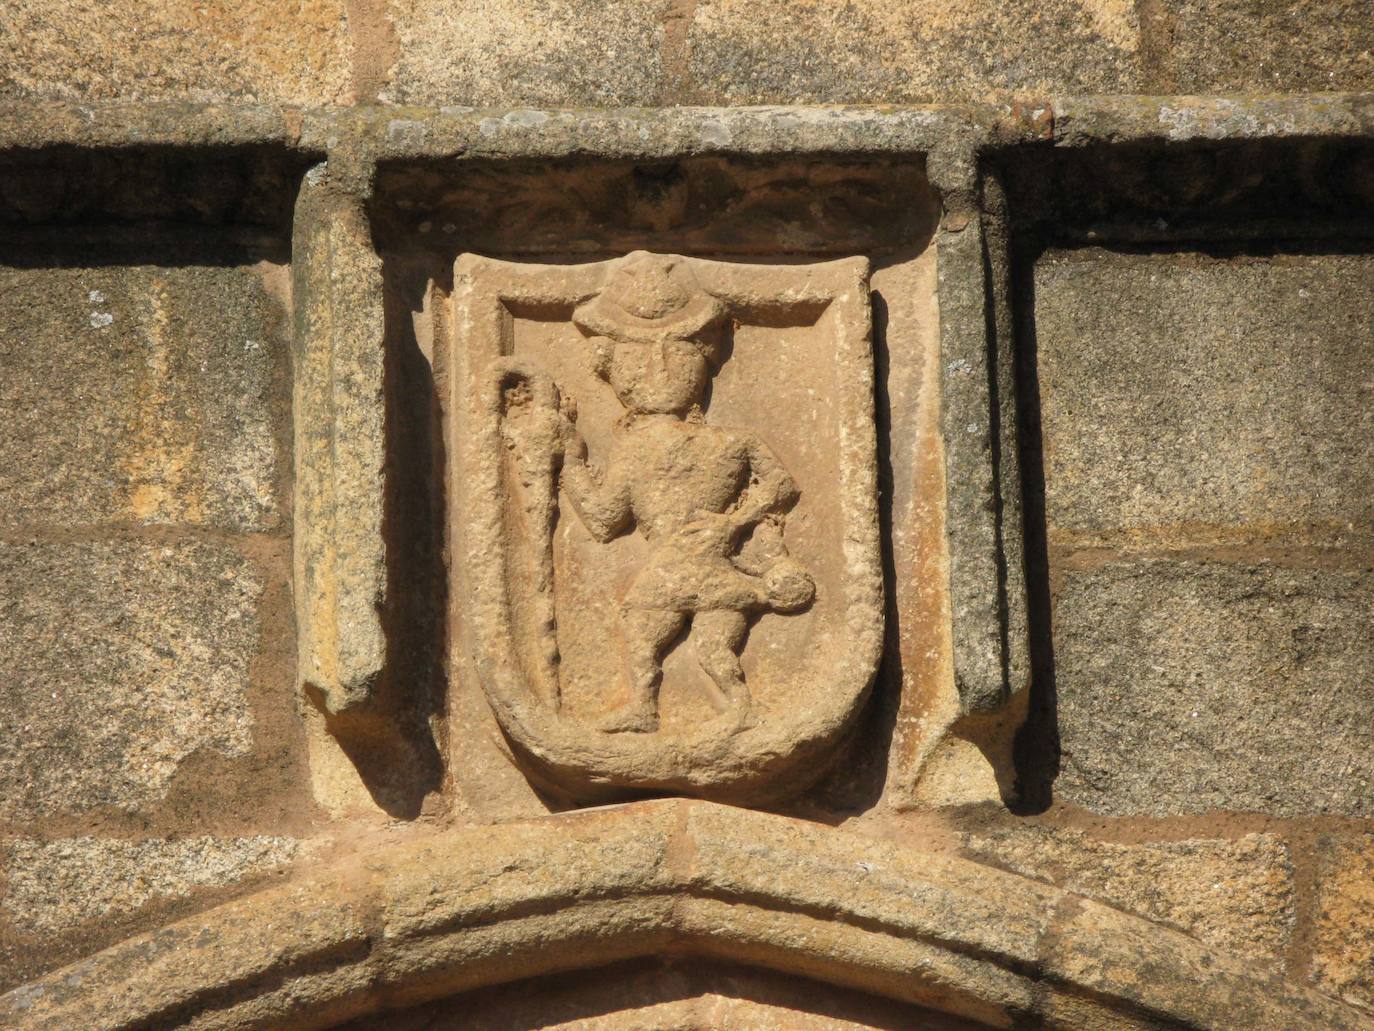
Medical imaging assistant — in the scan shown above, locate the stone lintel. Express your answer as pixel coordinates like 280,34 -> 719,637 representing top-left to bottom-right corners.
3,95 -> 1374,160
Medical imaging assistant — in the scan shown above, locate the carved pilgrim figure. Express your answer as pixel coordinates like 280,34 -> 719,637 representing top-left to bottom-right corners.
533,253 -> 816,733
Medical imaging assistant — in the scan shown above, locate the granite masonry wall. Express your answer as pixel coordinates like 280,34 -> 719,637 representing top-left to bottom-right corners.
0,5 -> 1372,1029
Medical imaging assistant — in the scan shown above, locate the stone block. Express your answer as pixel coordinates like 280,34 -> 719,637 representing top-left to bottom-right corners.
0,539 -> 262,821
1035,251 -> 1374,546
1312,834 -> 1374,1012
384,0 -> 670,106
0,263 -> 287,532
1052,560 -> 1374,817
961,825 -> 1293,959
0,0 -> 352,104
687,0 -> 1141,104
1155,0 -> 1374,93
2,836 -> 301,933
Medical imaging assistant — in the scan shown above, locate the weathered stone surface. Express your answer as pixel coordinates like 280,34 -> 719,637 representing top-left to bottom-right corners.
687,0 -> 1141,103
292,176 -> 388,721
0,101 -> 303,151
1155,0 -> 1374,93
1,802 -> 1364,1030
10,0 -> 1370,110
1053,560 -> 1374,818
0,0 -> 352,104
384,0 -> 669,106
1312,834 -> 1374,1012
452,253 -> 881,802
961,826 -> 1293,959
939,203 -> 1025,716
1047,94 -> 1374,145
2,836 -> 301,933
0,538 -> 261,820
0,263 -> 287,532
1035,251 -> 1374,545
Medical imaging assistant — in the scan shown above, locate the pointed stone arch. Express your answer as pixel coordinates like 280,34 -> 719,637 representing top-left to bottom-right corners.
0,801 -> 1361,1029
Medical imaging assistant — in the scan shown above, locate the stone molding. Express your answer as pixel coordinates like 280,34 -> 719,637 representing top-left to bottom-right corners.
0,800 -> 1363,1030
292,171 -> 388,722
5,95 -> 1374,155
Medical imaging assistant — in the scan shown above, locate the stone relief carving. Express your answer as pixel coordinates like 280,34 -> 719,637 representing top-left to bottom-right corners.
503,254 -> 815,733
454,251 -> 883,803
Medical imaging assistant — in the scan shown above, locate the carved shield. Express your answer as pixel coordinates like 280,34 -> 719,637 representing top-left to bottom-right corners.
453,252 -> 882,803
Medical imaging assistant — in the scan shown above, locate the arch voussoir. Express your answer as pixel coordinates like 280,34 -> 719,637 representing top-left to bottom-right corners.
0,800 -> 1362,1030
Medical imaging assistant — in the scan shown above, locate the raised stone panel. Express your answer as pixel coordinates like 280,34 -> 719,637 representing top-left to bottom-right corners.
1035,250 -> 1374,547
960,825 -> 1294,959
452,252 -> 881,803
0,261 -> 289,532
1312,833 -> 1374,1011
687,0 -> 1140,102
384,0 -> 670,107
342,141 -> 1016,818
1051,559 -> 1374,817
0,539 -> 265,821
0,0 -> 353,104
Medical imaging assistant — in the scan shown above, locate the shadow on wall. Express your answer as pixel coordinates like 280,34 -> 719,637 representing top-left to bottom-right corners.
1007,241 -> 1060,814
302,246 -> 450,820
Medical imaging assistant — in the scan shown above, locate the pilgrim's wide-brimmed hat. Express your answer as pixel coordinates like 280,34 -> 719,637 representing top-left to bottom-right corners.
573,251 -> 725,344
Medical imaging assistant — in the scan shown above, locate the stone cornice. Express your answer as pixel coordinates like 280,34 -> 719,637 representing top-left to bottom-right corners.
2,95 -> 1373,159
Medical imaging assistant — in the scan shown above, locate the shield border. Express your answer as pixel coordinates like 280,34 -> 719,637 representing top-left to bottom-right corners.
451,252 -> 883,803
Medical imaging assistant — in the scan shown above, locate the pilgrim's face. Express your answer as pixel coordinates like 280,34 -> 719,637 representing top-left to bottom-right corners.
606,337 -> 709,415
